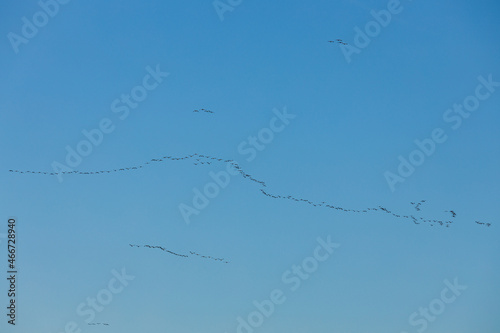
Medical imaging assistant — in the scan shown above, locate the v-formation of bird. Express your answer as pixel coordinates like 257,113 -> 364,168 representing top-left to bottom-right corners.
129,244 -> 230,263
9,153 -> 490,228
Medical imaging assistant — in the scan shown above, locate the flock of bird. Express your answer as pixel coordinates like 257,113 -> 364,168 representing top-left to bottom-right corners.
129,244 -> 188,257
88,323 -> 109,326
9,151 -> 491,228
411,200 -> 426,211
476,221 -> 491,227
189,251 -> 229,263
8,153 -> 265,188
261,189 -> 456,227
129,244 -> 229,263
329,39 -> 348,45
445,210 -> 457,218
193,108 -> 214,114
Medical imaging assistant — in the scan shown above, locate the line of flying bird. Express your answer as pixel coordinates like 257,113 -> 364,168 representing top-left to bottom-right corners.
129,244 -> 229,263
193,108 -> 214,114
88,323 -> 109,326
475,221 -> 491,227
261,189 -> 456,227
9,152 -> 490,228
189,251 -> 229,263
7,153 -> 265,188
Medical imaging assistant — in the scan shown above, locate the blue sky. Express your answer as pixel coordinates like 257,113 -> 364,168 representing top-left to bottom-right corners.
1,0 -> 499,332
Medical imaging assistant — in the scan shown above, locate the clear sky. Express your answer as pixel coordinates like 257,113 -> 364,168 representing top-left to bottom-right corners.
1,0 -> 499,332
